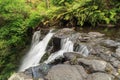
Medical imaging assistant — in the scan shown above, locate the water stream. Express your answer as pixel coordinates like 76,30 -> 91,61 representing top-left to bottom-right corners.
19,30 -> 54,71
44,38 -> 74,64
19,29 -> 91,72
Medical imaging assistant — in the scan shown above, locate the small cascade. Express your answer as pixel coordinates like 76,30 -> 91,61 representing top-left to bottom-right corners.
19,30 -> 54,72
44,38 -> 74,64
75,44 -> 90,57
31,30 -> 41,48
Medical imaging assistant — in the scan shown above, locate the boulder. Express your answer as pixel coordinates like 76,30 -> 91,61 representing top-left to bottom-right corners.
45,64 -> 88,80
88,32 -> 104,38
109,56 -> 120,69
54,28 -> 75,39
70,33 -> 89,43
86,72 -> 114,80
8,73 -> 32,80
77,58 -> 107,72
101,39 -> 120,48
63,52 -> 85,64
115,46 -> 120,58
63,52 -> 85,60
99,53 -> 111,61
105,63 -> 118,76
24,63 -> 50,79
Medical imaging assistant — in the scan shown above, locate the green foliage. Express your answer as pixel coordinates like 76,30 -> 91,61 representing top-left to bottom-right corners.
48,0 -> 120,26
0,0 -> 43,79
0,0 -> 120,79
52,0 -> 74,6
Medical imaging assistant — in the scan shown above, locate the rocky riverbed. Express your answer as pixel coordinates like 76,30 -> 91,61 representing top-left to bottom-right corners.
9,28 -> 120,80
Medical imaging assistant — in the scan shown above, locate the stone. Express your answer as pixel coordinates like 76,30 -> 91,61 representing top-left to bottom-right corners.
45,64 -> 88,80
115,46 -> 120,58
39,78 -> 44,80
105,63 -> 118,76
24,63 -> 50,79
86,72 -> 114,80
112,53 -> 119,59
74,65 -> 88,79
88,32 -> 104,38
54,28 -> 75,39
109,57 -> 120,68
63,52 -> 84,60
99,53 -> 111,61
71,33 -> 90,42
77,58 -> 107,72
8,73 -> 32,80
101,39 -> 119,48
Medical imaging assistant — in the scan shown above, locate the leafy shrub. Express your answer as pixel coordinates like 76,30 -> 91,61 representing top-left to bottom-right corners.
48,0 -> 119,27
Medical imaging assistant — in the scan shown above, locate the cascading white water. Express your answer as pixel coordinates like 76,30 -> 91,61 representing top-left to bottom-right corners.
31,30 -> 41,48
44,38 -> 74,64
75,45 -> 89,57
19,30 -> 54,72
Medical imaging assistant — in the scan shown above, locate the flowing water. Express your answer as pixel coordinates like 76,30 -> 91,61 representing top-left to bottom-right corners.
19,29 -> 92,71
31,30 -> 41,48
44,38 -> 74,64
19,30 -> 54,71
74,44 -> 89,57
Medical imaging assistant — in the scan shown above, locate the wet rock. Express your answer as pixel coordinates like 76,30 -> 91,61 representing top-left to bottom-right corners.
8,73 -> 33,80
88,32 -> 104,38
99,53 -> 111,62
70,33 -> 82,42
24,63 -> 50,79
112,60 -> 120,68
105,63 -> 118,76
109,57 -> 120,68
86,72 -> 114,80
63,52 -> 84,60
45,64 -> 88,80
112,53 -> 120,59
63,52 -> 85,64
71,33 -> 90,43
90,45 -> 103,55
101,40 -> 120,48
77,58 -> 107,72
54,28 -> 75,39
115,46 -> 120,58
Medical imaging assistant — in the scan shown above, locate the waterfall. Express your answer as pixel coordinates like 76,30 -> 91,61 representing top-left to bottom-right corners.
75,44 -> 89,57
31,30 -> 41,48
44,38 -> 74,64
19,29 -> 90,71
19,30 -> 54,72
